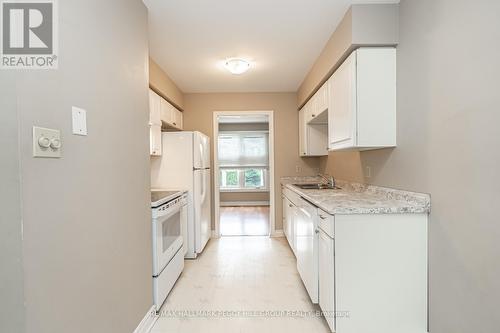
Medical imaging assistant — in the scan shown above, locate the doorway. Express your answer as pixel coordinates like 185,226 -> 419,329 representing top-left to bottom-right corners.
213,111 -> 275,237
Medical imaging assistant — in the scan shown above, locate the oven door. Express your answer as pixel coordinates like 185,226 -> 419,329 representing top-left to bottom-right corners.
152,207 -> 183,277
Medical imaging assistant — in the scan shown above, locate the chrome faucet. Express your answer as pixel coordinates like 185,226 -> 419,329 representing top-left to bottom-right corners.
318,173 -> 336,189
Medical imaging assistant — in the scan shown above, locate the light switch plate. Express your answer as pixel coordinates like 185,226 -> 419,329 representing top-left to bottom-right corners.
33,126 -> 61,158
72,106 -> 87,136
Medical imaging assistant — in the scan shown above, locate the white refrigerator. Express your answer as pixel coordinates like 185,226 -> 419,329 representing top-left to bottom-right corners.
151,131 -> 211,259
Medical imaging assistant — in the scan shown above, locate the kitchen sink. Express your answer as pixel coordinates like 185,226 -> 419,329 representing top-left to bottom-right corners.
293,183 -> 340,190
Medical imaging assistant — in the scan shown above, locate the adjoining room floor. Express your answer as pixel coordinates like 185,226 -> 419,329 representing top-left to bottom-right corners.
220,206 -> 270,236
151,237 -> 329,333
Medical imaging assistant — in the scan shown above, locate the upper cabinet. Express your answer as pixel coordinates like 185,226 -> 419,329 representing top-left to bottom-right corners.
149,88 -> 183,130
299,81 -> 329,157
149,89 -> 162,126
328,48 -> 396,151
308,81 -> 329,123
149,88 -> 184,156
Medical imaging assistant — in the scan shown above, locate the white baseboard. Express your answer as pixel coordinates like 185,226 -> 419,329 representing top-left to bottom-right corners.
271,229 -> 285,238
133,305 -> 157,333
220,201 -> 270,207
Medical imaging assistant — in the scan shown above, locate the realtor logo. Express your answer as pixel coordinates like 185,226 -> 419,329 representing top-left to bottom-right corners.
1,0 -> 58,69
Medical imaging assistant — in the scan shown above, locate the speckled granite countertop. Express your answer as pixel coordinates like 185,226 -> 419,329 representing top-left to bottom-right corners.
281,176 -> 430,215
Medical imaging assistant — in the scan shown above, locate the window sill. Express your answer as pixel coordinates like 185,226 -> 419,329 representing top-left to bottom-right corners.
220,188 -> 269,193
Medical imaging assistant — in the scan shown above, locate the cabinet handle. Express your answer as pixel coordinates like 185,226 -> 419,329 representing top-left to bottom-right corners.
319,215 -> 327,220
288,204 -> 293,208
315,228 -> 320,234
312,114 -> 316,117
173,122 -> 176,126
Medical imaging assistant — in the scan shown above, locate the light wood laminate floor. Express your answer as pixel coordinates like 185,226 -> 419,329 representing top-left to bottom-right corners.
220,206 -> 270,236
151,237 -> 330,333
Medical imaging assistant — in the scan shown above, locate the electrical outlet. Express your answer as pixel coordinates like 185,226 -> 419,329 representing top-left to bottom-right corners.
295,165 -> 302,173
365,166 -> 372,178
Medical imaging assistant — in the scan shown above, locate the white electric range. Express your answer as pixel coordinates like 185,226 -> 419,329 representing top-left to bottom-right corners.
150,190 -> 188,309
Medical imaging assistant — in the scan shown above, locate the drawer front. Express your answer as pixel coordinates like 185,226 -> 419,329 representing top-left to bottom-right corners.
318,209 -> 334,238
283,187 -> 301,206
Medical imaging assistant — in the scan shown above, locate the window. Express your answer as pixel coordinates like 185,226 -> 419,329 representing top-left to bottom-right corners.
244,169 -> 264,187
220,169 -> 239,188
218,131 -> 269,191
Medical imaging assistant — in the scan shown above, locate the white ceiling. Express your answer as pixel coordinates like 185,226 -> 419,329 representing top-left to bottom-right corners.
144,0 -> 397,93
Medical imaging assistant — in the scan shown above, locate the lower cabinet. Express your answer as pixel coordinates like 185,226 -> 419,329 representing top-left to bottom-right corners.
282,188 -> 299,256
318,227 -> 335,332
333,214 -> 428,333
282,186 -> 428,333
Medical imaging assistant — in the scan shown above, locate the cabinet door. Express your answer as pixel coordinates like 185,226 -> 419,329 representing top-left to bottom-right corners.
282,195 -> 288,238
319,230 -> 335,332
284,197 -> 295,253
307,97 -> 316,123
177,110 -> 183,129
149,89 -> 161,125
315,81 -> 329,116
150,124 -> 162,156
329,51 -> 357,150
160,99 -> 174,125
172,109 -> 183,129
298,108 -> 307,156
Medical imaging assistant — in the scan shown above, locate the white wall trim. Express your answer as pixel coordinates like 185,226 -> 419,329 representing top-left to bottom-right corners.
133,305 -> 157,333
213,111 -> 276,238
220,201 -> 270,207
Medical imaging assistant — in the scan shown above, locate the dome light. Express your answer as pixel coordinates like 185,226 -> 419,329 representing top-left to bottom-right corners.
224,58 -> 251,75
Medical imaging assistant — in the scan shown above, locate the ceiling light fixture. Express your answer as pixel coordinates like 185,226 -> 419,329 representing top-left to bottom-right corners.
224,58 -> 251,75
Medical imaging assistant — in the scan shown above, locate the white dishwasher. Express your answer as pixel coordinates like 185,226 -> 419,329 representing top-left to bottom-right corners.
295,196 -> 319,304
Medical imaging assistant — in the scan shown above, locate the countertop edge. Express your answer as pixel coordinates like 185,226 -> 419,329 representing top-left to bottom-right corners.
281,178 -> 431,216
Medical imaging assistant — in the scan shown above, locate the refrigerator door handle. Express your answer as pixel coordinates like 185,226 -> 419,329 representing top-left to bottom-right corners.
200,170 -> 206,203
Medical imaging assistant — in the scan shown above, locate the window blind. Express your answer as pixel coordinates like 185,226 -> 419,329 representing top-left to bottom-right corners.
218,131 -> 269,167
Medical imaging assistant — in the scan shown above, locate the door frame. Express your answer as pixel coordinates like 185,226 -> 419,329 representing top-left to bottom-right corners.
212,110 -> 275,238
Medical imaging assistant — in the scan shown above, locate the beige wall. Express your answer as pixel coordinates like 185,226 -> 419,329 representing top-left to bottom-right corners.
297,4 -> 399,108
0,71 -> 25,333
1,1 -> 153,332
319,0 -> 500,331
149,58 -> 184,110
183,93 -> 319,231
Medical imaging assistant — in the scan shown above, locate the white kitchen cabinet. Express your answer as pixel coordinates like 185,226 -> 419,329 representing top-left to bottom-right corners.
150,88 -> 183,130
150,124 -> 162,156
149,89 -> 162,126
328,47 -> 396,151
298,107 -> 307,156
308,80 -> 329,123
318,221 -> 335,332
334,214 -> 427,333
298,99 -> 328,157
282,193 -> 296,255
172,108 -> 183,129
282,183 -> 428,333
